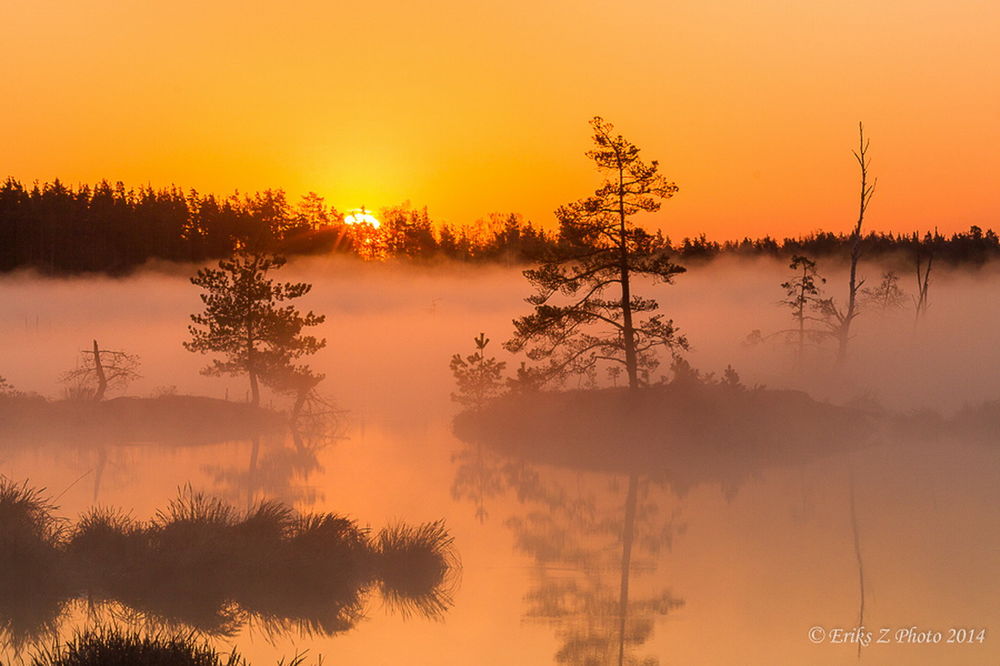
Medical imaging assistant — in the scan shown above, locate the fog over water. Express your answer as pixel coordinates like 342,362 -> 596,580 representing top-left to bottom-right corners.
4,255 -> 998,412
2,255 -> 999,665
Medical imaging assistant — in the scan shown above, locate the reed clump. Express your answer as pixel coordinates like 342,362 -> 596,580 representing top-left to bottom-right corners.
0,480 -> 459,646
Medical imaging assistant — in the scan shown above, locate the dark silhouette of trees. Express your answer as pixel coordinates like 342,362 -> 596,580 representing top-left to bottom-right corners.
381,204 -> 438,259
61,340 -> 141,401
184,251 -> 326,407
2,174 -> 999,274
506,117 -> 687,390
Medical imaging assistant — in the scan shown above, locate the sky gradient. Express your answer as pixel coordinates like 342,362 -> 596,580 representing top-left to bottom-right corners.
3,0 -> 998,239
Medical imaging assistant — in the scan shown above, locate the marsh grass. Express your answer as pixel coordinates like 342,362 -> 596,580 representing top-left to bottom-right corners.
0,479 -> 69,649
234,512 -> 370,637
0,481 -> 459,648
0,478 -> 65,546
374,520 -> 459,619
67,508 -> 145,589
29,627 -> 324,665
31,626 -> 246,666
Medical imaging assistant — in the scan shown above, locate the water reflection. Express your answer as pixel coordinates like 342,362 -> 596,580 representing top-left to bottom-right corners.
452,380 -> 881,664
512,473 -> 684,665
0,480 -> 458,656
451,437 -> 685,664
0,395 -> 284,450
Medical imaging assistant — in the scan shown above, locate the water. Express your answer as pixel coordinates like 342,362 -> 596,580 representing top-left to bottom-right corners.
2,257 -> 999,664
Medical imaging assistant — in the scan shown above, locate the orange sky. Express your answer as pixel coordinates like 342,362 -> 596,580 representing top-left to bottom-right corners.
3,0 -> 998,240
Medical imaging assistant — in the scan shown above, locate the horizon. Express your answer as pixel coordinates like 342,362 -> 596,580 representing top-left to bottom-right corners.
1,172 -> 993,245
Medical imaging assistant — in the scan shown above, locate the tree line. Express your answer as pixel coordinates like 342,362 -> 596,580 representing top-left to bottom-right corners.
0,117 -> 978,409
0,176 -> 997,275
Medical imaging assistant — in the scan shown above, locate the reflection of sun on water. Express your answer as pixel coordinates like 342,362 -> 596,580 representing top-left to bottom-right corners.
344,209 -> 380,228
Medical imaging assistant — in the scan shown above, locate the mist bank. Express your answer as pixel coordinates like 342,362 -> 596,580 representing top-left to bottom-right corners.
1,254 -> 998,422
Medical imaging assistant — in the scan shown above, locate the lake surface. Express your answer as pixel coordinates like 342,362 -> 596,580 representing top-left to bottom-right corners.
2,258 -> 999,665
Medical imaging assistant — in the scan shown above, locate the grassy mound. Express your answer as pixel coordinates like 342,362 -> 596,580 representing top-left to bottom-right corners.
0,481 -> 459,646
0,395 -> 283,448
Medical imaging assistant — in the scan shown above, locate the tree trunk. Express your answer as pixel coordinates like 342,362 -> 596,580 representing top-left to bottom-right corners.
246,322 -> 259,407
621,257 -> 638,390
618,171 -> 639,390
837,237 -> 861,365
837,123 -> 873,366
914,253 -> 932,326
836,243 -> 860,364
797,277 -> 806,368
249,368 -> 260,408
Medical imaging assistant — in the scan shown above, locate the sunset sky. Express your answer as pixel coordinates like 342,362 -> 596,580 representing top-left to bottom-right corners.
3,0 -> 997,240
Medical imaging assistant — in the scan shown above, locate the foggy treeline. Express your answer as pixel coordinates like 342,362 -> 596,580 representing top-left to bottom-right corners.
2,177 -> 998,275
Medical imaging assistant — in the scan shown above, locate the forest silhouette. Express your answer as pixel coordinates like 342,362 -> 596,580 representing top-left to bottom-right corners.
1,177 -> 998,275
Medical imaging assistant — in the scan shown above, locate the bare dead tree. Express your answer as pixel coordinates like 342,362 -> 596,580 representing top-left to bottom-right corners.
816,123 -> 877,365
61,340 -> 141,401
914,251 -> 932,324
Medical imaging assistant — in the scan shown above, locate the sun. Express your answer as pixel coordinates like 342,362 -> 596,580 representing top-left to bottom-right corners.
344,208 -> 381,229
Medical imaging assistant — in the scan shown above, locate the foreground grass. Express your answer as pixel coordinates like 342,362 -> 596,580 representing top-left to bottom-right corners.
32,628 -> 245,666
31,627 -> 318,666
0,479 -> 458,648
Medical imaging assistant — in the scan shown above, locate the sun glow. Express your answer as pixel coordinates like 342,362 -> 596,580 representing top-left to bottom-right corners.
344,209 -> 381,229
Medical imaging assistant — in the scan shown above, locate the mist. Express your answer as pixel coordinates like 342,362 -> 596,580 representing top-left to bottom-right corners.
2,255 -> 1000,665
2,255 -> 997,416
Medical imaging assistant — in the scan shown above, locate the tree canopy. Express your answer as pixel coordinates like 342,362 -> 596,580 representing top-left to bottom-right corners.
184,251 -> 326,406
506,117 -> 687,390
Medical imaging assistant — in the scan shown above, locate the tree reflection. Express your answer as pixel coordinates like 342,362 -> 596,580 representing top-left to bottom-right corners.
453,441 -> 685,665
453,376 -> 884,664
206,400 -> 347,510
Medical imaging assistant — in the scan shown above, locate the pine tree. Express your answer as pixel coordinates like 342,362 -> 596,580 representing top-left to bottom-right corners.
450,333 -> 506,409
506,117 -> 687,390
184,251 -> 325,406
780,255 -> 825,365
